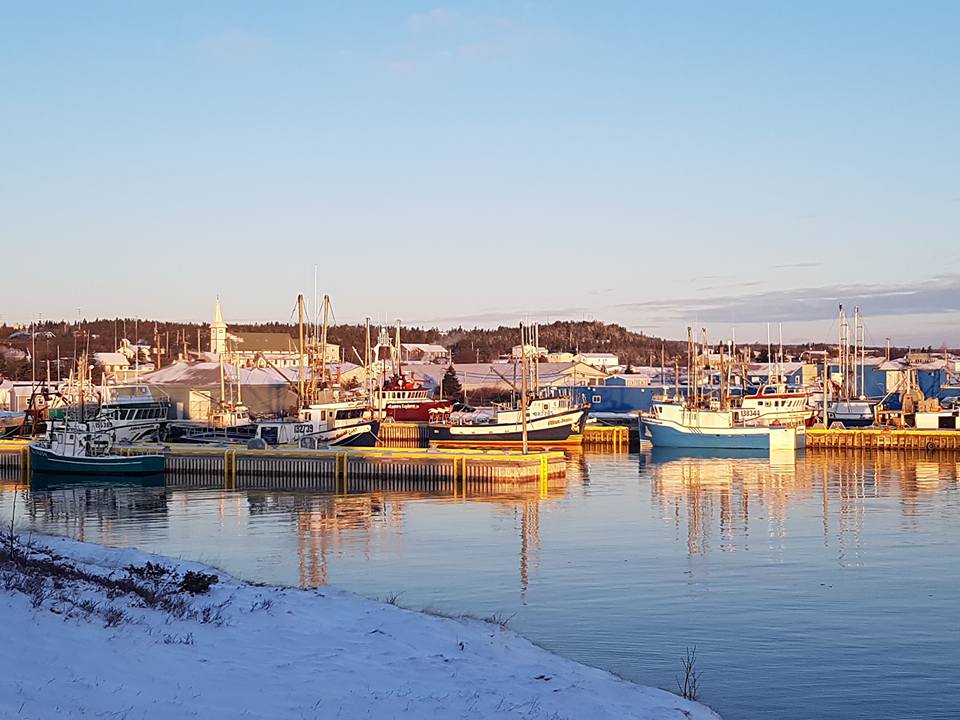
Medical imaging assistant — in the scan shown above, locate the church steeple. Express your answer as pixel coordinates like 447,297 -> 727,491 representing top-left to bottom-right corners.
210,297 -> 227,354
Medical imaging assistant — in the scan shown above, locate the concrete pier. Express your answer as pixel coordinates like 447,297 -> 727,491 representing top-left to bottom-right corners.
807,427 -> 960,450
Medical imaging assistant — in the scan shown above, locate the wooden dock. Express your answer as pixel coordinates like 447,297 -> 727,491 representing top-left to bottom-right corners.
582,424 -> 630,450
376,422 -> 629,450
807,427 -> 960,451
1,442 -> 568,491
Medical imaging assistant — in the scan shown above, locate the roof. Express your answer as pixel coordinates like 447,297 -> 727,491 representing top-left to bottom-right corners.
401,343 -> 448,354
577,352 -> 619,359
141,361 -> 360,387
227,332 -> 297,353
398,361 -> 606,389
93,352 -> 130,367
878,359 -> 949,372
746,362 -> 806,374
142,362 -> 292,387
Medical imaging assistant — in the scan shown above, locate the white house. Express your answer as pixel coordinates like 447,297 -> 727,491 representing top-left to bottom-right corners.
575,352 -> 620,371
400,343 -> 449,364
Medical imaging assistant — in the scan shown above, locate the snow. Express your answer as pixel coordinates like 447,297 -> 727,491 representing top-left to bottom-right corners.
0,534 -> 719,720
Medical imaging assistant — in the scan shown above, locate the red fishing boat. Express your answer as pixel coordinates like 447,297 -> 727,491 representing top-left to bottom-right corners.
378,373 -> 453,422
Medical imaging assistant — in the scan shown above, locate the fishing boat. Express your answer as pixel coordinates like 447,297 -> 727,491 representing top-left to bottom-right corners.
428,322 -> 588,447
254,399 -> 379,447
428,395 -> 588,446
30,424 -> 164,476
641,326 -> 806,450
50,364 -> 169,444
378,372 -> 453,422
738,384 -> 816,426
0,411 -> 26,439
809,306 -> 876,427
643,401 -> 806,450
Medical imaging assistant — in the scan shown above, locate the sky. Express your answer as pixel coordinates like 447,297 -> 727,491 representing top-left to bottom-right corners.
1,1 -> 958,347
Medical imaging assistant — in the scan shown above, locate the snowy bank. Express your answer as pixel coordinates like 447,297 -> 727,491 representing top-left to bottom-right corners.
0,534 -> 719,720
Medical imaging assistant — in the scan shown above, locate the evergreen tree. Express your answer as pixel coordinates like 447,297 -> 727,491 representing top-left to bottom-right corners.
440,365 -> 464,402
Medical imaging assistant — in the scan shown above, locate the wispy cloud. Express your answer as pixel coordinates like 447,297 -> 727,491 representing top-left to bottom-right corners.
773,261 -> 823,270
616,274 -> 960,323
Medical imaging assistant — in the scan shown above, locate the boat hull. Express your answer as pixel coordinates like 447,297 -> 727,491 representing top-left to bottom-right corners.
383,401 -> 453,422
645,419 -> 806,450
428,409 -> 587,446
29,445 -> 165,476
301,421 -> 381,448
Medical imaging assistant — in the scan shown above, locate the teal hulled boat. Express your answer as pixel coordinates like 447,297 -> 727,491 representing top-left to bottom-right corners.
30,423 -> 164,476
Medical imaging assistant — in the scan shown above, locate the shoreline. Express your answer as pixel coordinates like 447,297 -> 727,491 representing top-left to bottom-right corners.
0,532 -> 719,719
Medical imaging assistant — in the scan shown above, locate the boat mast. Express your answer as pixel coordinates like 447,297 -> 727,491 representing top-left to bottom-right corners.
297,294 -> 306,406
854,305 -> 867,398
533,324 -> 540,397
838,304 -> 849,402
320,294 -> 330,389
778,322 -> 784,385
766,322 -> 772,388
235,354 -> 243,407
394,319 -> 401,378
364,317 -> 372,410
520,322 -> 529,454
822,352 -> 829,426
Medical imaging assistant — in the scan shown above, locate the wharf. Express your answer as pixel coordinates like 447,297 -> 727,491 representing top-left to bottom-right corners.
376,422 -> 629,450
807,427 -> 960,451
0,443 -> 567,491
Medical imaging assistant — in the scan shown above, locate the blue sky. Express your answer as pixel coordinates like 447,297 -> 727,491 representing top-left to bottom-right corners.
1,2 -> 958,346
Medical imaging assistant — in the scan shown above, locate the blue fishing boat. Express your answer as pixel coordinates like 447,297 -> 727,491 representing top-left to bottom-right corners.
30,424 -> 164,476
642,401 -> 806,451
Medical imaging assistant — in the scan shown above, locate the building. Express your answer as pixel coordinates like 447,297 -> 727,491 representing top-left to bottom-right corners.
141,362 -> 299,419
400,343 -> 449,364
575,352 -> 620,371
92,352 -> 130,378
209,300 -> 339,369
510,344 -> 548,360
394,361 -> 607,394
546,351 -> 575,363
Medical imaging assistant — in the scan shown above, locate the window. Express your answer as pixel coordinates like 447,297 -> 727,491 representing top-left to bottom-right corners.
592,395 -> 602,403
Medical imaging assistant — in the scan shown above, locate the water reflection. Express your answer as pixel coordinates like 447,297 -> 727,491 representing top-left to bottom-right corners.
2,466 -> 578,594
2,449 -> 959,720
645,449 -> 960,564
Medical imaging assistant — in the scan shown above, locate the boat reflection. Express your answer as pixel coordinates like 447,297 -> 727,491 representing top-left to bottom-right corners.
646,449 -> 960,561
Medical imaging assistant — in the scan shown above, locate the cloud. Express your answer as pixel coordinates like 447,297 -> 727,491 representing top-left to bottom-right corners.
413,306 -> 590,326
616,274 -> 960,324
773,261 -> 823,270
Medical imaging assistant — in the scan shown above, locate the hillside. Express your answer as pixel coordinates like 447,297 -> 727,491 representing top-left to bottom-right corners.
0,317 -> 924,381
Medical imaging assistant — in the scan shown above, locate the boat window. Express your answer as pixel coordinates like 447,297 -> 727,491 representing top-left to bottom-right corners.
763,386 -> 776,395
592,395 -> 602,403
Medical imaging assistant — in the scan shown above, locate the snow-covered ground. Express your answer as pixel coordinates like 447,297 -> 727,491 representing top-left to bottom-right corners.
0,534 -> 719,719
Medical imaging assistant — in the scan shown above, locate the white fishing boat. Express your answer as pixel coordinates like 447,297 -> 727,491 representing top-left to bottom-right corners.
737,384 -> 816,426
254,399 -> 379,447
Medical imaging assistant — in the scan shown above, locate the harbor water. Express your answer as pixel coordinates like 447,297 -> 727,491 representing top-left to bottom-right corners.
2,448 -> 958,719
